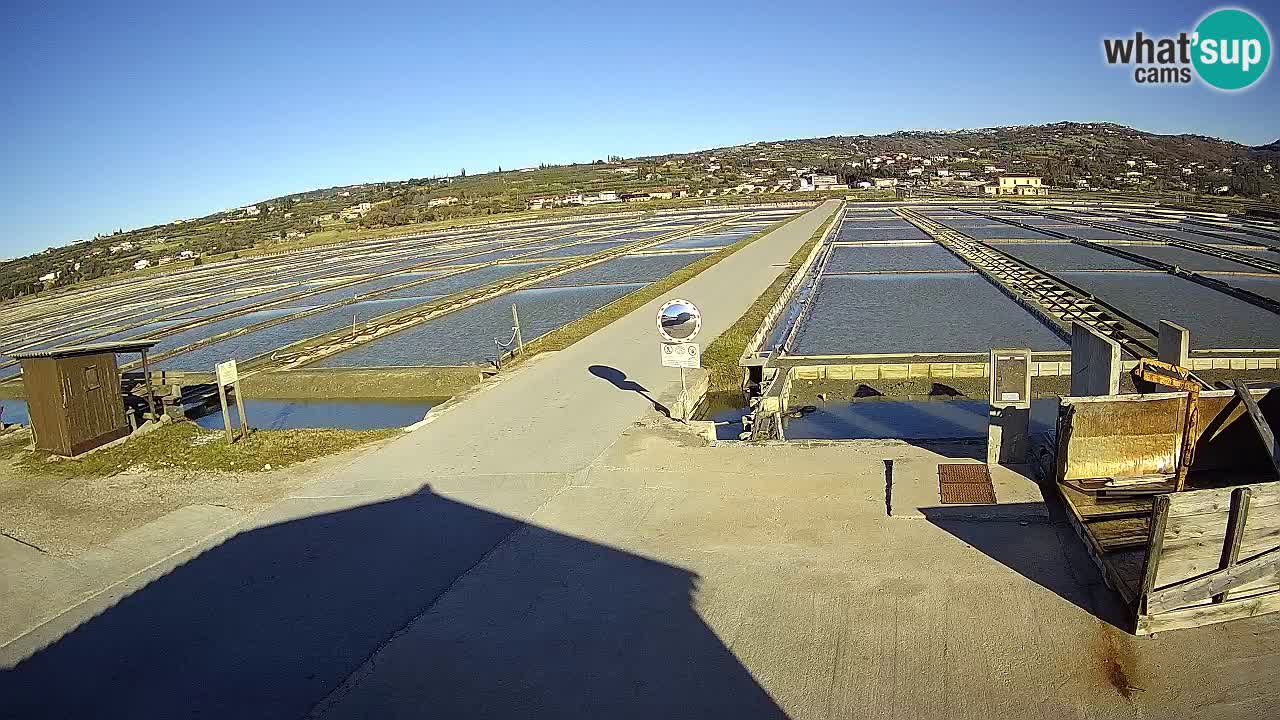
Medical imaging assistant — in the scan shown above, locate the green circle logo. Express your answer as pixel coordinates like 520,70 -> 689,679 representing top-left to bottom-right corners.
1193,8 -> 1271,90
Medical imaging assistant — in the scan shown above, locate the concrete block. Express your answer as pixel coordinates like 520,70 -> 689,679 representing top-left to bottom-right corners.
880,365 -> 909,380
1158,320 -> 1190,368
851,364 -> 879,379
988,349 -> 1032,466
1070,323 -> 1120,397
827,365 -> 852,381
908,363 -> 931,378
956,363 -> 986,378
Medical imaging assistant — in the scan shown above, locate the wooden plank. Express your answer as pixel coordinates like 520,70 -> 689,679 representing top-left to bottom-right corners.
1104,549 -> 1147,598
1165,481 -> 1280,517
1155,529 -> 1280,591
1137,495 -> 1171,615
1216,487 -> 1252,603
218,382 -> 233,444
1147,545 -> 1280,614
1156,494 -> 1280,590
1062,483 -> 1154,519
1088,516 -> 1151,551
1231,380 -> 1280,477
1138,586 -> 1280,635
1055,481 -> 1139,607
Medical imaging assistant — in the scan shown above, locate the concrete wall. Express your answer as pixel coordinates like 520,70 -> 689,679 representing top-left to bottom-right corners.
1070,323 -> 1121,397
1159,320 -> 1190,368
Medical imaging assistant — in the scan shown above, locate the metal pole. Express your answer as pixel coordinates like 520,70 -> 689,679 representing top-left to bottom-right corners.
679,366 -> 688,423
512,303 -> 524,355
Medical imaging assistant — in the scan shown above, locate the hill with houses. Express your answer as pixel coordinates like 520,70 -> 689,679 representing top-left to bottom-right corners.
3,121 -> 1276,302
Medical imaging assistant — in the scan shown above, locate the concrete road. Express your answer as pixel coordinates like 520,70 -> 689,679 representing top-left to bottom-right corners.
5,195 -> 1278,719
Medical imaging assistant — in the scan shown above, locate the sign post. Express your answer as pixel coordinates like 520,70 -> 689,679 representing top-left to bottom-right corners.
988,348 -> 1032,465
657,299 -> 703,423
215,359 -> 250,444
512,303 -> 524,356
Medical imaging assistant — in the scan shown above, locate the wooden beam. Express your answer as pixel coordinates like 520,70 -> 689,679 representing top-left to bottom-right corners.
1230,380 -> 1280,477
1137,495 -> 1171,615
1147,544 -> 1280,614
1215,487 -> 1252,604
1138,590 -> 1280,635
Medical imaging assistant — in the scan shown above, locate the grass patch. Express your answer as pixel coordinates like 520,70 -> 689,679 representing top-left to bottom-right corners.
517,214 -> 801,358
14,421 -> 397,478
701,212 -> 835,391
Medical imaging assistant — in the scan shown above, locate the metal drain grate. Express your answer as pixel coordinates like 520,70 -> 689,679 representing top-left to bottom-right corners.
938,463 -> 997,504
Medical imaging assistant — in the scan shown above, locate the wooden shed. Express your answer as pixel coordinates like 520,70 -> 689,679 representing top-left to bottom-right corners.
12,340 -> 159,457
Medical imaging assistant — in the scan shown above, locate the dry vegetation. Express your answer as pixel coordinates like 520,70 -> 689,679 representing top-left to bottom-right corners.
9,421 -> 396,478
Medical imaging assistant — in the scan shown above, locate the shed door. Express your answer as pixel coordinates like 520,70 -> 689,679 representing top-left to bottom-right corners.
60,358 -> 120,442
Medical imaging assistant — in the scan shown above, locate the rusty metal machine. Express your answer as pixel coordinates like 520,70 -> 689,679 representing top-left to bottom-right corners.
1129,358 -> 1206,491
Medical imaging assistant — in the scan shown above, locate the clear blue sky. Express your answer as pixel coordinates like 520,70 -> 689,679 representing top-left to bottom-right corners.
2,0 -> 1276,256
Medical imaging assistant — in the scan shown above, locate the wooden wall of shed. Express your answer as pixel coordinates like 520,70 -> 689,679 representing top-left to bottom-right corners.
59,352 -> 127,455
18,351 -> 129,456
20,357 -> 70,455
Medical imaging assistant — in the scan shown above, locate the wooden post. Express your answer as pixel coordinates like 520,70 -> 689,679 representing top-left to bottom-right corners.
1215,487 -> 1252,603
1231,380 -> 1280,477
512,303 -> 524,355
233,378 -> 249,441
218,381 -> 234,444
1137,494 -> 1171,616
141,349 -> 157,419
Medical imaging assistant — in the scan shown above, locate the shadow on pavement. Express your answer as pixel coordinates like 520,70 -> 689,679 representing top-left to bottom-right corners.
0,486 -> 787,719
920,503 -> 1132,630
588,364 -> 668,414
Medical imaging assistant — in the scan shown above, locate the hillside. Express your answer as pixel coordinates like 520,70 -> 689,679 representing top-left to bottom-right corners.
3,121 -> 1276,301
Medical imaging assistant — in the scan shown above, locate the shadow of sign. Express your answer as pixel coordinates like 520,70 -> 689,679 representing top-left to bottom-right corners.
588,364 -> 668,415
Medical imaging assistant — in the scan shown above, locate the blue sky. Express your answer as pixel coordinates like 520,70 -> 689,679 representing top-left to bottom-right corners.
2,0 -> 1276,256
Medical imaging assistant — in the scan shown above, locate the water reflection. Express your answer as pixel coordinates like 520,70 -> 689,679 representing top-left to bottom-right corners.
783,398 -> 1058,440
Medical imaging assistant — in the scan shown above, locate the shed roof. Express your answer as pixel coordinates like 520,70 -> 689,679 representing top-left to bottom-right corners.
11,340 -> 161,360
